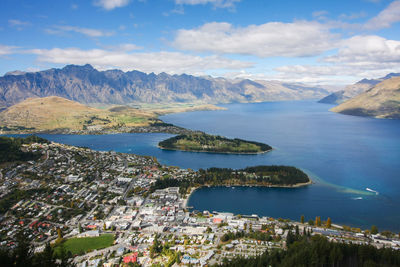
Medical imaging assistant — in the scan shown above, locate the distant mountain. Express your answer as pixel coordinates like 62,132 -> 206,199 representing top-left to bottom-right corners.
331,77 -> 400,119
318,73 -> 400,105
0,64 -> 331,109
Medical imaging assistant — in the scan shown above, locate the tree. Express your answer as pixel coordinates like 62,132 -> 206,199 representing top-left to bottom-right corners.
103,223 -> 106,231
308,219 -> 314,226
150,235 -> 162,259
300,215 -> 305,224
315,216 -> 321,227
34,242 -> 56,267
78,223 -> 82,233
371,225 -> 379,235
57,228 -> 63,240
13,230 -> 34,267
326,217 -> 332,228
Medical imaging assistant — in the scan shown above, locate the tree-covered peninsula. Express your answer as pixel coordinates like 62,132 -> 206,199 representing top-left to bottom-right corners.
151,165 -> 311,195
158,132 -> 272,154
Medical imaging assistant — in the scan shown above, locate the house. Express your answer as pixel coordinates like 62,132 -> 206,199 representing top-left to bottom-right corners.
123,253 -> 138,263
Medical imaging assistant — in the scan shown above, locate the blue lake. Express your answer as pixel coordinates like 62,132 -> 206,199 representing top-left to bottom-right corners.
14,101 -> 400,231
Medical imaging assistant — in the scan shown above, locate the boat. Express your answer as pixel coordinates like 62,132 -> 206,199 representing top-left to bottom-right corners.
366,188 -> 379,195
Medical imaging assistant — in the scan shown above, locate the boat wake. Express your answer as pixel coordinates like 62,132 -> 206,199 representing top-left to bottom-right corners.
352,197 -> 363,200
366,188 -> 379,195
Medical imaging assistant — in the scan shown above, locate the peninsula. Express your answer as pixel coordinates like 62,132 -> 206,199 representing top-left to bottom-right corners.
158,132 -> 272,154
151,165 -> 312,196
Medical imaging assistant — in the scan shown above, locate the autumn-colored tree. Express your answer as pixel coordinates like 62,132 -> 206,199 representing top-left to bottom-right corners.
315,216 -> 321,227
103,222 -> 106,231
371,225 -> 379,235
300,215 -> 305,224
326,217 -> 331,228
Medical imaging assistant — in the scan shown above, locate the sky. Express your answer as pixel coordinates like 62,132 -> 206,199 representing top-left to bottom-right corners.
1,0 -> 400,85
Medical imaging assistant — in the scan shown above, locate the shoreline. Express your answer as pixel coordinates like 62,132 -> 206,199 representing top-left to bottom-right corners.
183,187 -> 199,209
158,145 -> 273,155
183,179 -> 313,209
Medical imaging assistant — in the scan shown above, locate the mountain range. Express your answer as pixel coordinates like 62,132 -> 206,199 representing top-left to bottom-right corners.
0,64 -> 332,109
319,73 -> 400,105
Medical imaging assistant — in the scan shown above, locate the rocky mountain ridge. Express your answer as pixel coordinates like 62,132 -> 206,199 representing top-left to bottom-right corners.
0,64 -> 331,109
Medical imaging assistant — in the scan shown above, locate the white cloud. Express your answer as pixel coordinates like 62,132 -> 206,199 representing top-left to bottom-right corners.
274,63 -> 400,84
175,0 -> 240,8
28,47 -> 253,74
339,11 -> 367,20
103,43 -> 143,51
312,10 -> 329,20
0,45 -> 17,56
273,35 -> 400,84
8,19 -> 30,26
325,35 -> 400,64
94,0 -> 130,10
8,19 -> 31,30
364,0 -> 400,29
173,21 -> 338,57
46,25 -> 114,37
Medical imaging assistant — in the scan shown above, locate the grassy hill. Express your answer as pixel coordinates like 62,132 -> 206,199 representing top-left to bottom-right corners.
0,96 -> 158,132
331,77 -> 400,119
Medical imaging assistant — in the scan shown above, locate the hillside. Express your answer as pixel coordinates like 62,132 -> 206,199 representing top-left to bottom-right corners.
0,96 -> 158,132
319,73 -> 400,105
331,77 -> 400,119
0,64 -> 331,109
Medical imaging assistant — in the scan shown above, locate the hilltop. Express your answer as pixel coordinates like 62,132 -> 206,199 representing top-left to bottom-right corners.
331,77 -> 400,119
318,73 -> 400,105
0,64 -> 332,109
0,96 -> 159,133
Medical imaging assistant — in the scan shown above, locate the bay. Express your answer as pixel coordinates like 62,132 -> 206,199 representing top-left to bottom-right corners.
9,101 -> 400,231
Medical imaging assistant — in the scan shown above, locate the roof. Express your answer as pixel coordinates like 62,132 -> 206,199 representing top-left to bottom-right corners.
123,253 -> 138,263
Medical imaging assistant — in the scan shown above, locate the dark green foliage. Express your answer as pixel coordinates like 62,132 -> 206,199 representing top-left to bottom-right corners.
0,231 -> 74,267
150,165 -> 310,194
159,132 -> 272,154
215,235 -> 400,267
221,231 -> 272,243
0,188 -> 49,214
0,135 -> 49,163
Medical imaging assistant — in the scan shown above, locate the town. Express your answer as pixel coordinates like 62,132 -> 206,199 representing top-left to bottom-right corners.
1,140 -> 400,267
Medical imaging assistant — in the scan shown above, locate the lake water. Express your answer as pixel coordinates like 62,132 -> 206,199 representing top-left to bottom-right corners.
15,101 -> 400,231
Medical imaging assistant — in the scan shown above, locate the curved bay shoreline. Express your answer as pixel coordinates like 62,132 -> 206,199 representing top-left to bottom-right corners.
183,179 -> 313,209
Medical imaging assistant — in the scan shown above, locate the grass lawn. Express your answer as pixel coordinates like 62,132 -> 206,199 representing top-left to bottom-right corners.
55,234 -> 114,255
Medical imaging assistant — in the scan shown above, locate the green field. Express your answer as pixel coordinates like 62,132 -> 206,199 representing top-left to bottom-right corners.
55,234 -> 114,255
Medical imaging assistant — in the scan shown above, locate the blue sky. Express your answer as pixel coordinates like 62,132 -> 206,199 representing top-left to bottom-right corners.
1,0 -> 400,85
